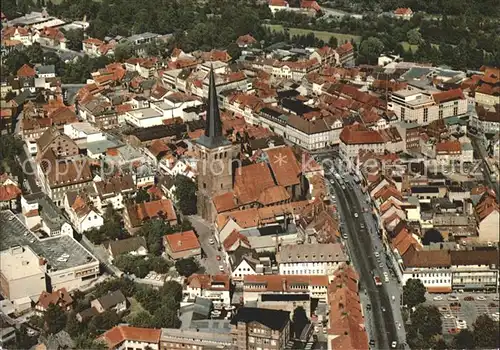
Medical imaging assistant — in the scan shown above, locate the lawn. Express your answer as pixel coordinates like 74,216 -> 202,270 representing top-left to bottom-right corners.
263,24 -> 361,44
400,41 -> 440,52
123,297 -> 149,323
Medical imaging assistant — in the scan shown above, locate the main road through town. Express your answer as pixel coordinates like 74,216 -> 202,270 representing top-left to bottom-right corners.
319,158 -> 400,349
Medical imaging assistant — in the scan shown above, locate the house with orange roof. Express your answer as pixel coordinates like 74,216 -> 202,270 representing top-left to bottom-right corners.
334,42 -> 355,67
475,192 -> 499,243
35,288 -> 73,315
124,199 -> 177,233
0,179 -> 22,210
393,7 -> 413,19
17,64 -> 36,78
1,26 -> 34,46
99,325 -> 161,350
474,67 -> 500,107
236,34 -> 257,48
35,27 -> 66,50
339,124 -> 386,159
163,230 -> 201,260
185,274 -> 231,305
64,192 -> 104,233
327,264 -> 369,349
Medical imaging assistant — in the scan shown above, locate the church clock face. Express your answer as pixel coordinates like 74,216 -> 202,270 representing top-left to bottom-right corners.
211,158 -> 224,175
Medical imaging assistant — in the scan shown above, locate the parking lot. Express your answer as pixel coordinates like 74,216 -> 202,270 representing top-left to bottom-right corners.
425,293 -> 500,336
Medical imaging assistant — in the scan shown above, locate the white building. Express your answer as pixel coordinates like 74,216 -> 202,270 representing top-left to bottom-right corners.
0,245 -> 47,312
184,274 -> 231,306
389,88 -> 468,125
100,326 -> 161,350
243,274 -> 329,302
0,210 -> 100,293
63,122 -> 106,142
277,244 -> 348,276
64,193 -> 104,234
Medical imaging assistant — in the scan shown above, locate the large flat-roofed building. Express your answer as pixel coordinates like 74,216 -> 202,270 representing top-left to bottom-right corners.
160,327 -> 232,350
389,88 -> 467,125
0,210 -> 100,292
0,245 -> 47,311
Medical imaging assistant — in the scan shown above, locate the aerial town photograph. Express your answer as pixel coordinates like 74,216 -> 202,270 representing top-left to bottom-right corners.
0,0 -> 499,349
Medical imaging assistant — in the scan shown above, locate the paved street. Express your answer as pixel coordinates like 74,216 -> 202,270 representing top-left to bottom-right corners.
470,135 -> 500,201
19,144 -> 42,194
188,215 -> 227,275
319,154 -> 405,349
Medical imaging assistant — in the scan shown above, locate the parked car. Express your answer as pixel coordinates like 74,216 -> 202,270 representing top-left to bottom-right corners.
448,295 -> 459,301
354,212 -> 358,218
476,295 -> 487,301
391,341 -> 397,348
433,296 -> 444,301
464,296 -> 474,301
209,238 -> 215,245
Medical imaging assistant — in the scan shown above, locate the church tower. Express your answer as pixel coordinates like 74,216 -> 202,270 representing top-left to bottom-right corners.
195,68 -> 236,221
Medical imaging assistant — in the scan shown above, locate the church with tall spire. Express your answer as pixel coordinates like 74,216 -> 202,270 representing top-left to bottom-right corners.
195,68 -> 236,221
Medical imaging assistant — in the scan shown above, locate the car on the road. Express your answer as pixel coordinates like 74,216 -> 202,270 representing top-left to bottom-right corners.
341,185 -> 346,190
314,326 -> 319,333
378,262 -> 383,268
463,296 -> 474,301
433,296 -> 444,301
373,276 -> 382,286
360,223 -> 365,229
219,265 -> 224,272
353,212 -> 359,218
391,341 -> 397,348
366,304 -> 371,310
476,295 -> 487,301
444,314 -> 454,319
323,327 -> 327,334
216,255 -> 221,261
209,238 -> 215,245
342,233 -> 348,239
369,339 -> 375,346
383,272 -> 389,283
493,295 -> 500,301
26,329 -> 36,337
374,252 -> 380,258
448,295 -> 459,301
381,306 -> 386,312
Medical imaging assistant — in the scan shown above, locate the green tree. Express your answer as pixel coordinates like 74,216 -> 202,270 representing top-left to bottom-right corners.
292,306 -> 309,338
358,37 -> 385,64
153,306 -> 181,328
407,28 -> 422,45
44,304 -> 67,334
138,219 -> 169,255
3,51 -> 30,76
411,305 -> 442,340
66,311 -> 84,337
129,310 -> 155,328
161,281 -> 183,304
328,36 -> 338,48
4,91 -> 16,102
75,335 -> 108,350
473,314 -> 500,349
64,29 -> 84,51
25,43 -> 45,64
226,42 -> 241,61
174,175 -> 197,215
93,277 -> 136,298
453,329 -> 475,349
135,188 -> 150,203
403,278 -> 426,309
114,42 -> 134,62
175,258 -> 200,277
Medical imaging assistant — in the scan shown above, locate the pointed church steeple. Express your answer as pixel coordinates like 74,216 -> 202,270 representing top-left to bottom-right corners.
196,67 -> 230,149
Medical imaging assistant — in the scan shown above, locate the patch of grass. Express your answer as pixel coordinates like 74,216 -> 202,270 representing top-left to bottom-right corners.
123,297 -> 148,323
400,41 -> 441,52
264,24 -> 361,44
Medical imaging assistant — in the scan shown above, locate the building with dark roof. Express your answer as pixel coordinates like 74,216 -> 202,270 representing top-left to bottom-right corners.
90,290 -> 127,314
230,307 -> 291,350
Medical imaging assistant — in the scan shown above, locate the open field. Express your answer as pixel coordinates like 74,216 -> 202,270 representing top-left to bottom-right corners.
400,41 -> 440,52
263,24 -> 361,44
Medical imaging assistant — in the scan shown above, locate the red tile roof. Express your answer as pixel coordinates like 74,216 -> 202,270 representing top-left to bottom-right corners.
339,124 -> 385,145
268,0 -> 288,6
436,140 -> 461,154
432,88 -> 465,104
236,34 -> 257,46
394,7 -> 412,15
213,191 -> 238,213
223,229 -> 251,251
244,274 -> 329,291
132,199 -> 177,222
265,146 -> 301,187
100,326 -> 161,349
37,288 -> 73,310
234,163 -> 276,205
0,184 -> 21,201
187,274 -> 230,290
17,64 -> 36,78
164,230 -> 200,253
